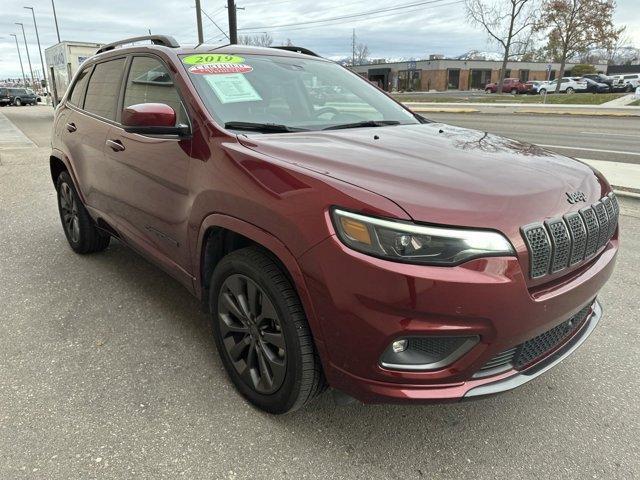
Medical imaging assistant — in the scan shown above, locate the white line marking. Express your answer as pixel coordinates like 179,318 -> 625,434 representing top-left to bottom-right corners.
579,131 -> 638,138
539,144 -> 640,156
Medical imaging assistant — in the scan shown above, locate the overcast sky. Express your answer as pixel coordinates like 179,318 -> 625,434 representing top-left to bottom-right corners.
1,0 -> 639,78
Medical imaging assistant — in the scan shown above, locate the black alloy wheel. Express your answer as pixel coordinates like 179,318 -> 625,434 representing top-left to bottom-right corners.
59,181 -> 80,244
209,247 -> 326,413
55,171 -> 110,254
217,274 -> 286,394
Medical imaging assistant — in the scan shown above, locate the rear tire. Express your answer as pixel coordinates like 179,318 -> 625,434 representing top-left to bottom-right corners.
485,88 -> 492,94
210,247 -> 326,414
511,88 -> 518,95
566,87 -> 574,94
55,171 -> 110,254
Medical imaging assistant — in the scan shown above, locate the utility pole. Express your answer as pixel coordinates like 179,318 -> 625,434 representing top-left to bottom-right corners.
24,6 -> 50,96
51,0 -> 61,43
352,29 -> 356,66
10,33 -> 28,86
228,0 -> 238,44
195,0 -> 204,44
15,22 -> 35,88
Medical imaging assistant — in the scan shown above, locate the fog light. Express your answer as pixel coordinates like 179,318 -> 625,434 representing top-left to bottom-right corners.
380,336 -> 479,371
392,339 -> 408,353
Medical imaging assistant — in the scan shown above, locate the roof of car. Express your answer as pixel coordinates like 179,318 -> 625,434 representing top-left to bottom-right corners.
94,41 -> 327,62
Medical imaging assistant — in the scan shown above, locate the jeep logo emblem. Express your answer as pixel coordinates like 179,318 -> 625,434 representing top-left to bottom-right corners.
565,191 -> 587,204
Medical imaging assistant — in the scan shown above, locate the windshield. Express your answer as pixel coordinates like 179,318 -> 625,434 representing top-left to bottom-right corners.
181,53 -> 419,132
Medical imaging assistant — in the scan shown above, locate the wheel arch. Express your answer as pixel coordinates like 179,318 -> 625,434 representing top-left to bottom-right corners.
195,214 -> 326,348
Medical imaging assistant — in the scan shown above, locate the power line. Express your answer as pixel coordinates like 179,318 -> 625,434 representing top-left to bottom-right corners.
238,0 -> 459,31
240,0 -> 464,34
202,9 -> 230,40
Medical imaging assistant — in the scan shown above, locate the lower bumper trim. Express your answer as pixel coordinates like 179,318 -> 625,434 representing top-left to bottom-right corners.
464,300 -> 602,398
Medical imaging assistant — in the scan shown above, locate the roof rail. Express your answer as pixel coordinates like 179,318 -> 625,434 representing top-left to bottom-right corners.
97,35 -> 180,54
272,46 -> 320,57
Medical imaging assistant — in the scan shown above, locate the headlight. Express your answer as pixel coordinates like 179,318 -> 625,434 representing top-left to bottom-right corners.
331,208 -> 514,266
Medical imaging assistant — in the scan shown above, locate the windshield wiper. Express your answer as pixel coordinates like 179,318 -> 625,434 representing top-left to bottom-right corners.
322,120 -> 401,131
224,121 -> 308,133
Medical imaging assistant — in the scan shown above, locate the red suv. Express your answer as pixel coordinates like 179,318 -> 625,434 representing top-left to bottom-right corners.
50,36 -> 619,413
485,77 -> 530,94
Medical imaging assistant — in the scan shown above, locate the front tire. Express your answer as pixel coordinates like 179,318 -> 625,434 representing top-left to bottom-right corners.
14,98 -> 22,106
210,247 -> 325,414
56,171 -> 110,254
566,87 -> 574,94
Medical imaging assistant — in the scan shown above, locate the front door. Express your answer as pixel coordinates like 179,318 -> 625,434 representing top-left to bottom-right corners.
102,55 -> 194,280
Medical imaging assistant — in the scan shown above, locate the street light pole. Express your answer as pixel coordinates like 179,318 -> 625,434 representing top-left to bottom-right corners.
51,0 -> 61,43
195,0 -> 204,44
15,22 -> 35,88
227,0 -> 238,44
24,6 -> 50,96
10,33 -> 28,86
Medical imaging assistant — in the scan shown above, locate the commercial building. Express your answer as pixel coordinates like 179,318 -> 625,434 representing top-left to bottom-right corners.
350,58 -> 609,92
45,41 -> 103,104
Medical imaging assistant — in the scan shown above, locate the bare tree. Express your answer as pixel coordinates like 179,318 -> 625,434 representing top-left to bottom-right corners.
285,38 -> 294,47
466,0 -> 538,93
238,32 -> 273,47
353,43 -> 370,66
538,0 -> 621,92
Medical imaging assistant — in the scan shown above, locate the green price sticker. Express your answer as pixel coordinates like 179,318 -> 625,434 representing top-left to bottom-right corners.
182,54 -> 245,65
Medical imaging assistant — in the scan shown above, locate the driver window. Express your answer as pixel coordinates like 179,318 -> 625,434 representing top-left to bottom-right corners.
123,56 -> 188,125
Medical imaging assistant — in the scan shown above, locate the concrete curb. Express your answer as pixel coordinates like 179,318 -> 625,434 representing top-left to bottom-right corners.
516,110 -> 640,117
613,189 -> 640,199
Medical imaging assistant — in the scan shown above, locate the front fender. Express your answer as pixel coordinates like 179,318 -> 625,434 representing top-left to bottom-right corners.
194,213 -> 327,351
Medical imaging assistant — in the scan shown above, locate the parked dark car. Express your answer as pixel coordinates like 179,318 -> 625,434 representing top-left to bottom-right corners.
581,78 -> 611,93
484,77 -> 530,94
50,36 -> 619,413
0,87 -> 38,106
581,74 -> 614,87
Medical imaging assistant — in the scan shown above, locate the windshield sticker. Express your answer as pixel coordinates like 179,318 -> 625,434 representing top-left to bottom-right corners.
182,54 -> 245,65
204,74 -> 262,104
189,63 -> 253,75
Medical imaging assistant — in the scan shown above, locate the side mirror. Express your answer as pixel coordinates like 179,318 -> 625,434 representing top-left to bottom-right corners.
122,103 -> 189,136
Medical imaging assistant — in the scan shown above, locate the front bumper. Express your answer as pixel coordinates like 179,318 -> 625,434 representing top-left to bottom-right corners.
298,233 -> 617,404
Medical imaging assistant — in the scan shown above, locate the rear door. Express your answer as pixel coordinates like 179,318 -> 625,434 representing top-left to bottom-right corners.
65,58 -> 127,214
102,54 -> 194,278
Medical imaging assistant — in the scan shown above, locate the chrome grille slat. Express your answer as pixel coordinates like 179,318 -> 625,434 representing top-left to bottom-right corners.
580,206 -> 600,258
521,223 -> 551,279
522,194 -> 618,279
545,218 -> 571,273
593,201 -> 609,249
602,196 -> 617,239
564,212 -> 587,265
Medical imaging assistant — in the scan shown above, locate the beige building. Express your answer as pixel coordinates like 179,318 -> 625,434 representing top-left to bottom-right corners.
350,58 -> 608,92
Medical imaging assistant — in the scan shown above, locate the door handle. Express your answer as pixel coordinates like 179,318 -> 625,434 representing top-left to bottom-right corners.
106,139 -> 125,152
66,122 -> 77,133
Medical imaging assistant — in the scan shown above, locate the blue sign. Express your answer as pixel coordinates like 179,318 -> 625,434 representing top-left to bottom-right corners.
407,60 -> 417,71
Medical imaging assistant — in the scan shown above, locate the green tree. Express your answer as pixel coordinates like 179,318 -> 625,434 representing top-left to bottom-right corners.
538,0 -> 621,92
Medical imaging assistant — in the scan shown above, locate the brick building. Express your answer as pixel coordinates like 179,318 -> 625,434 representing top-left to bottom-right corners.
350,58 -> 609,92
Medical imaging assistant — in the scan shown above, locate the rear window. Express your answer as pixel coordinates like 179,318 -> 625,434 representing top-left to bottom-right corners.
83,58 -> 126,120
68,66 -> 92,107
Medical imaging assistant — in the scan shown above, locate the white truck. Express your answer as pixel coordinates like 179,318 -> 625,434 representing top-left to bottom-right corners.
45,41 -> 103,106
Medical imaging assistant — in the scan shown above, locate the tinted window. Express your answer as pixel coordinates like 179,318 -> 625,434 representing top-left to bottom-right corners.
123,56 -> 187,125
68,66 -> 92,107
84,58 -> 126,120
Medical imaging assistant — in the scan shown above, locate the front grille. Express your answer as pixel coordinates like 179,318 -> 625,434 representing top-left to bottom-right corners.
477,304 -> 593,376
521,193 -> 618,279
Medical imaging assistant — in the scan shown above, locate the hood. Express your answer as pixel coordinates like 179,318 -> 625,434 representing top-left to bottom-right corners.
239,123 -> 606,241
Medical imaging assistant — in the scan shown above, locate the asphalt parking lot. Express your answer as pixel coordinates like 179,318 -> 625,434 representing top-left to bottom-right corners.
1,106 -> 639,479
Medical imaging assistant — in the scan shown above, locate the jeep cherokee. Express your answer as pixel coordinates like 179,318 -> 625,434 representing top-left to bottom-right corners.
50,36 -> 619,413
